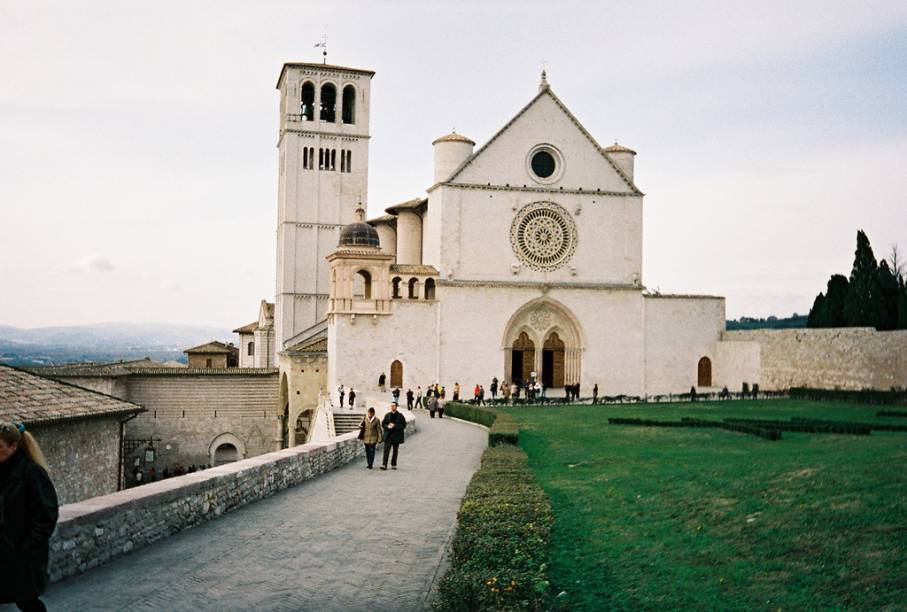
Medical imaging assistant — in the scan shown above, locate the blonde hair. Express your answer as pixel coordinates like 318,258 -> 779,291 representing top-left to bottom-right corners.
0,422 -> 50,473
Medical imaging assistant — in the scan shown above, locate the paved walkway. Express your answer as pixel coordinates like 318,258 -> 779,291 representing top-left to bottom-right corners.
15,414 -> 487,612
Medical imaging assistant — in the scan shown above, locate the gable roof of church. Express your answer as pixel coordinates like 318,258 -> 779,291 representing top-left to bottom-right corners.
443,86 -> 643,195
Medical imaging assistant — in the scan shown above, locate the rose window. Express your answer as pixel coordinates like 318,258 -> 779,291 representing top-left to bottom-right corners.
510,202 -> 577,271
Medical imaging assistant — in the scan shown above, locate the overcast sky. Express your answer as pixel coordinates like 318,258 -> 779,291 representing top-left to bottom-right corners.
1,1 -> 906,329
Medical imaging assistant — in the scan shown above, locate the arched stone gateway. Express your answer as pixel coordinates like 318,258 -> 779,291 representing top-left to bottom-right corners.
208,432 -> 246,466
502,298 -> 583,389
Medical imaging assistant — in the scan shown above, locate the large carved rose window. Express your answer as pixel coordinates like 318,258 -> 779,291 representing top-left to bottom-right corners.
510,202 -> 577,271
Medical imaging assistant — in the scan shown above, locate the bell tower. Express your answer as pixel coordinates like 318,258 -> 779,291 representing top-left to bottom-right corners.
274,62 -> 375,350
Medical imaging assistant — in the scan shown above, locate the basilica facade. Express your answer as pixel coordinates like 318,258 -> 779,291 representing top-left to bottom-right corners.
261,61 -> 752,441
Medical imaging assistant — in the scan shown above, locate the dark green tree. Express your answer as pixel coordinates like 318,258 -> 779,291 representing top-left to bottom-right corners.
843,230 -> 887,328
877,260 -> 900,330
807,293 -> 826,327
899,277 -> 907,330
824,274 -> 849,327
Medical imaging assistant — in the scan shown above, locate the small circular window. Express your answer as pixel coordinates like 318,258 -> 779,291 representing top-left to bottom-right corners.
531,151 -> 556,178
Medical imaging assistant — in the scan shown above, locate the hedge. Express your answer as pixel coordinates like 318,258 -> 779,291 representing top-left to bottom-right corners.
789,387 -> 907,405
723,418 -> 871,435
435,426 -> 553,610
445,402 -> 520,446
877,410 -> 907,418
608,417 -> 782,441
790,417 -> 907,433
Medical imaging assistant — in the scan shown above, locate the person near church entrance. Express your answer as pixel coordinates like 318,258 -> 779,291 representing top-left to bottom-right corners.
440,386 -> 446,400
392,387 -> 401,404
348,388 -> 356,409
453,382 -> 460,401
593,383 -> 599,404
406,388 -> 414,410
414,386 -> 423,409
359,408 -> 382,469
380,402 -> 407,470
437,398 -> 445,419
473,384 -> 480,403
0,422 -> 59,612
378,373 -> 386,392
491,377 -> 499,400
338,385 -> 345,407
428,394 -> 438,418
502,381 -> 511,404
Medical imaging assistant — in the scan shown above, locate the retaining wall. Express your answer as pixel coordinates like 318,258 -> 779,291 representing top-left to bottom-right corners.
49,432 -> 363,583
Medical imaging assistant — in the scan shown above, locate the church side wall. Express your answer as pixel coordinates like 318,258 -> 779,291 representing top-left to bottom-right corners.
124,373 -> 279,474
328,300 -> 439,405
644,296 -> 725,394
723,328 -> 907,391
437,285 -> 646,395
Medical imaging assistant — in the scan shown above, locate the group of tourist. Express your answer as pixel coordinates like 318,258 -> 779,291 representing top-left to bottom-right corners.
337,384 -> 357,409
130,463 -> 209,486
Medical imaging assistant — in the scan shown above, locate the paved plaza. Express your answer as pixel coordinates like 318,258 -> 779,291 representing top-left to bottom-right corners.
10,415 -> 487,612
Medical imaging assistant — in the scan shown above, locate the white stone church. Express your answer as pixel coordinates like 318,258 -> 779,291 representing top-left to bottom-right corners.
238,60 -> 760,443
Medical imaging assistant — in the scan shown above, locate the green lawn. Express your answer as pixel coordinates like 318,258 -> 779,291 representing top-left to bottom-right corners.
505,400 -> 907,611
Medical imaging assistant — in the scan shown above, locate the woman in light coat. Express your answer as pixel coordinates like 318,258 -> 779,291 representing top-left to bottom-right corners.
360,407 -> 383,469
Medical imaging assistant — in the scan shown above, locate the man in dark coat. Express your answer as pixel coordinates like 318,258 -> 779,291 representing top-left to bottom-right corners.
380,402 -> 407,470
0,436 -> 59,611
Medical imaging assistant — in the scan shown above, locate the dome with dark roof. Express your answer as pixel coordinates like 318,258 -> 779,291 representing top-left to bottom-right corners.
339,208 -> 380,248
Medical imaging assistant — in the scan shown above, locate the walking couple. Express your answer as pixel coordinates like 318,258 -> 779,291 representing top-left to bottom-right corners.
359,401 -> 407,470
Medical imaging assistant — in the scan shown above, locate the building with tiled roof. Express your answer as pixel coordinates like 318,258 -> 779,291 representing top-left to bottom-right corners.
184,341 -> 239,369
0,364 -> 144,503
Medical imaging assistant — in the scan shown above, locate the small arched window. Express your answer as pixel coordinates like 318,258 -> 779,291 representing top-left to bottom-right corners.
346,150 -> 352,172
300,81 -> 315,121
247,342 -> 255,356
697,356 -> 712,387
353,269 -> 372,299
342,85 -> 356,124
330,149 -> 336,171
392,277 -> 402,299
408,277 -> 419,299
320,83 -> 337,122
424,278 -> 436,300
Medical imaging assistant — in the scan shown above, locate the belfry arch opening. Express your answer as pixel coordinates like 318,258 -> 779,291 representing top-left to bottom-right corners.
300,81 -> 315,121
353,270 -> 372,299
320,83 -> 336,122
342,85 -> 356,124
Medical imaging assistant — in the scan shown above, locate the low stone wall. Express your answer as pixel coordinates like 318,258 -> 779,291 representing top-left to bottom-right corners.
723,328 -> 907,391
49,432 -> 363,583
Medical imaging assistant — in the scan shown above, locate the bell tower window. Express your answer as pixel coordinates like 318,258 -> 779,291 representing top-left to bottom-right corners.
342,85 -> 356,124
320,83 -> 337,122
300,82 -> 315,121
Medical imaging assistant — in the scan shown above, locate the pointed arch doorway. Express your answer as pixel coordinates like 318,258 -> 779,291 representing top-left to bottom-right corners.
542,332 -> 565,388
502,298 -> 583,390
510,332 -> 535,386
390,359 -> 403,388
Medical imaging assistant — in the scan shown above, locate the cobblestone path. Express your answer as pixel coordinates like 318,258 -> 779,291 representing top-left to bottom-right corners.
24,415 -> 487,612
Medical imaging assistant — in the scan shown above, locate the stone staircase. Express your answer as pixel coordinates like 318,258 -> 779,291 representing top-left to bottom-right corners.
333,413 -> 365,436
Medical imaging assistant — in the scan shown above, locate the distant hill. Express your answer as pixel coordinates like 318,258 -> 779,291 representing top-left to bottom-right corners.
0,322 -> 233,366
725,314 -> 808,331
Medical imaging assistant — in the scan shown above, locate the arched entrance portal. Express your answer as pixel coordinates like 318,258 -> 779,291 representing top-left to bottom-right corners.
390,360 -> 403,388
542,332 -> 565,388
511,332 -> 535,386
502,298 -> 583,390
214,443 -> 238,465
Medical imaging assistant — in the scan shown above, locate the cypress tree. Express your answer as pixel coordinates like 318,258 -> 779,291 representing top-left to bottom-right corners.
843,230 -> 886,328
877,260 -> 900,330
824,274 -> 849,327
807,293 -> 827,327
899,277 -> 907,330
